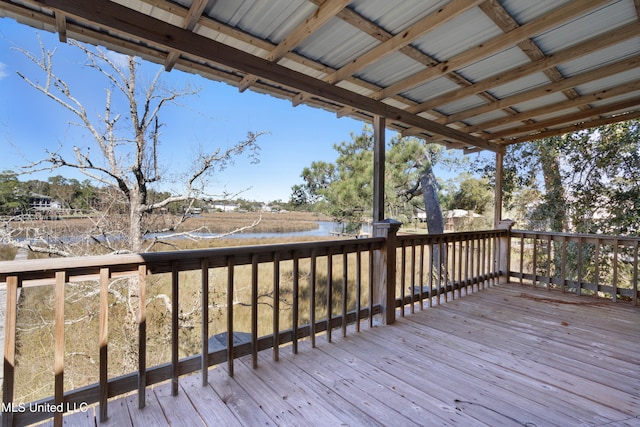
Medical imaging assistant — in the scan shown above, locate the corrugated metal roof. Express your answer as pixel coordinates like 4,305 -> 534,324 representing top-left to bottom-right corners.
0,0 -> 638,151
412,7 -> 503,62
533,0 -> 634,54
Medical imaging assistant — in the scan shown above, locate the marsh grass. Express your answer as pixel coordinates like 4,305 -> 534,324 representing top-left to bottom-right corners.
0,245 -> 18,261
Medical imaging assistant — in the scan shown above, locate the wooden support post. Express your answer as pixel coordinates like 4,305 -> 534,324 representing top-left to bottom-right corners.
373,115 -> 385,222
2,276 -> 18,427
494,151 -> 504,229
497,220 -> 515,284
137,265 -> 147,409
99,268 -> 110,422
373,219 -> 401,324
54,271 -> 66,427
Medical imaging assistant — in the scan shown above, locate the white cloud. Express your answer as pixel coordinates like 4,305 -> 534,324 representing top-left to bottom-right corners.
0,62 -> 8,79
105,50 -> 130,69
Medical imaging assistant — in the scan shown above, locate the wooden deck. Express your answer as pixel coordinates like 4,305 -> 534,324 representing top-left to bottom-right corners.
46,284 -> 639,426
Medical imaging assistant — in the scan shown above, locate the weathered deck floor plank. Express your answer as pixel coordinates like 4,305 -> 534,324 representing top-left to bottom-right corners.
53,284 -> 639,426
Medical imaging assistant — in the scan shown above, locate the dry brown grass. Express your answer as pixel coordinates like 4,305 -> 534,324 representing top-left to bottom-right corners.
11,211 -> 329,238
177,211 -> 330,233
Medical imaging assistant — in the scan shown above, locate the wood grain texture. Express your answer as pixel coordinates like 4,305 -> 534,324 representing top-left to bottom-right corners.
40,284 -> 640,426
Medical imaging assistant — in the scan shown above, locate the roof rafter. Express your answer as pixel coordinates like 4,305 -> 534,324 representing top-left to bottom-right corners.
408,22 -> 640,114
32,0 -> 503,152
443,55 -> 640,124
489,97 -> 640,140
506,110 -> 640,144
164,0 -> 208,71
325,0 -> 484,84
268,0 -> 350,63
374,0 -> 611,100
468,80 -> 640,134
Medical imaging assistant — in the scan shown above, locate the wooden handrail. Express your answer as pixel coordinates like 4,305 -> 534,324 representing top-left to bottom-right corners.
0,237 -> 384,426
2,228 -> 636,425
510,230 -> 639,304
395,230 -> 506,310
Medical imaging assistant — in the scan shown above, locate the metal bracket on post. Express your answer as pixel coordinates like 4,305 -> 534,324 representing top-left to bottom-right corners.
372,219 -> 402,325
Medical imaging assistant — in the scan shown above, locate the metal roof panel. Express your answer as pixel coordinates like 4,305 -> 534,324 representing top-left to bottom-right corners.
411,7 -> 503,61
533,0 -> 636,54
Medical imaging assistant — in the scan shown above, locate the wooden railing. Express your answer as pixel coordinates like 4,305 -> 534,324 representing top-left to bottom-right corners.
6,226 -> 607,426
509,230 -> 639,304
395,230 -> 507,313
1,238 -> 387,426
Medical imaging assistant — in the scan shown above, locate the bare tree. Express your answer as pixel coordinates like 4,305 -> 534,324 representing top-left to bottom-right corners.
12,38 -> 265,254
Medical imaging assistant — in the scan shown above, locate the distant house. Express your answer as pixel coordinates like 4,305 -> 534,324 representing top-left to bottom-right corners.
211,203 -> 239,212
413,209 -> 482,232
29,193 -> 61,212
27,193 -> 61,219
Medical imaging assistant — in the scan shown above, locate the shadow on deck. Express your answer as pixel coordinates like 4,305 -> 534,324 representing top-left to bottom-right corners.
45,284 -> 639,426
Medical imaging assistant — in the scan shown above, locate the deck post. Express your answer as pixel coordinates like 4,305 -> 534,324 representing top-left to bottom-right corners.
373,219 -> 401,324
497,220 -> 515,284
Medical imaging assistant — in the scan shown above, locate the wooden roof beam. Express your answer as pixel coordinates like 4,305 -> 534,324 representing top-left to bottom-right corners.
408,18 -> 640,114
506,110 -> 640,144
325,0 -> 484,84
268,0 -> 351,63
164,0 -> 208,71
444,55 -> 640,124
54,10 -> 67,42
241,0 -> 350,93
34,0 -> 502,152
468,80 -> 640,133
488,97 -> 640,140
374,0 -> 611,100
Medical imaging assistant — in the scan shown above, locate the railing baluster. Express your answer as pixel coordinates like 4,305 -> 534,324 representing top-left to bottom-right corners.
633,240 -> 639,306
171,261 -> 179,396
368,242 -> 374,328
612,239 -> 619,302
577,237 -> 583,295
201,258 -> 209,385
470,237 -> 476,292
326,247 -> 333,343
481,236 -> 486,290
342,248 -> 348,337
560,236 -> 567,292
410,241 -> 416,312
475,235 -> 481,291
428,243 -> 434,307
532,236 -> 539,287
54,270 -> 66,427
138,265 -> 147,409
458,239 -> 463,297
99,268 -> 110,422
251,254 -> 258,369
436,238 -> 442,305
2,275 -> 19,427
355,247 -> 362,331
400,241 -> 406,316
594,240 -> 601,298
418,242 -> 425,308
227,256 -> 235,377
273,252 -> 280,362
451,239 -> 456,299
519,235 -> 524,286
546,235 -> 552,290
310,249 -> 317,347
441,238 -> 448,302
292,253 -> 299,352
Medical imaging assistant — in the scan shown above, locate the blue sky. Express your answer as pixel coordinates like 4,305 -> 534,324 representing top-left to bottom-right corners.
0,18 -> 480,203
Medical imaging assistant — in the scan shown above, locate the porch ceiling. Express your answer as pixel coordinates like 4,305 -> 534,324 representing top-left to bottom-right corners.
1,0 -> 639,153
